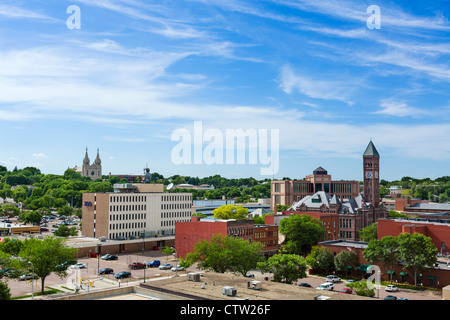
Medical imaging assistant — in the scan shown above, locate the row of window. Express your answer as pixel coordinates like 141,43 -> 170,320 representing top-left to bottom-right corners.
109,221 -> 146,230
110,213 -> 147,221
228,227 -> 253,237
161,203 -> 191,210
162,195 -> 191,202
161,219 -> 190,227
161,211 -> 191,219
110,195 -> 147,203
254,231 -> 278,239
110,205 -> 147,212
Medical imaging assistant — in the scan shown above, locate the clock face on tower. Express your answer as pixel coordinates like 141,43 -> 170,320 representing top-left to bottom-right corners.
91,171 -> 95,176
365,171 -> 372,179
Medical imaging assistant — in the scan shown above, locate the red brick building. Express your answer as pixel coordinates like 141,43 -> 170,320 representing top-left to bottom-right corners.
175,217 -> 278,259
378,218 -> 450,255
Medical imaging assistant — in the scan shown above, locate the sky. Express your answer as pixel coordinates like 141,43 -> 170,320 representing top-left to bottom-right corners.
0,0 -> 450,181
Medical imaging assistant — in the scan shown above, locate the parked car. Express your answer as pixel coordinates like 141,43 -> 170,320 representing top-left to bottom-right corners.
101,254 -> 118,261
397,297 -> 409,300
99,268 -> 114,275
55,259 -> 77,271
316,282 -> 334,291
19,273 -> 39,281
147,260 -> 161,268
339,287 -> 353,294
171,265 -> 185,272
244,274 -> 255,278
385,285 -> 399,292
159,263 -> 173,270
298,283 -> 312,288
71,263 -> 86,269
326,275 -> 341,283
128,262 -> 146,270
345,279 -> 357,285
40,227 -> 49,232
115,271 -> 131,279
384,295 -> 398,300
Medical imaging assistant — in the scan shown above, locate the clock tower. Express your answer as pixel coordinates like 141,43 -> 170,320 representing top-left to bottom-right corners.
363,140 -> 380,208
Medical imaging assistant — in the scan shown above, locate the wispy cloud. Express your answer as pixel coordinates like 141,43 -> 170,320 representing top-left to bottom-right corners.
0,4 -> 55,21
279,64 -> 355,105
373,100 -> 429,118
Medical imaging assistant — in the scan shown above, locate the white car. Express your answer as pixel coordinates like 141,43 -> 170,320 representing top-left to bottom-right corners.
71,263 -> 86,269
385,285 -> 399,292
316,282 -> 334,291
171,265 -> 185,272
326,275 -> 341,283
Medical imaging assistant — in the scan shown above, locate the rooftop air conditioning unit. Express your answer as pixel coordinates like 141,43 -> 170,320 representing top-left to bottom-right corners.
187,273 -> 201,282
222,286 -> 237,297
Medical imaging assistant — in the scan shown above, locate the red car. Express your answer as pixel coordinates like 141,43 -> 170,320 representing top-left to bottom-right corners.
339,288 -> 353,294
128,262 -> 146,270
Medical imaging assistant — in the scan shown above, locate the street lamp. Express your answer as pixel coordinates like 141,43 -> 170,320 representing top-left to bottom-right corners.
143,261 -> 146,283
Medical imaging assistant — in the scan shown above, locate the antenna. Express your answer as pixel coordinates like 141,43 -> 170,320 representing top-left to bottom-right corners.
167,183 -> 174,191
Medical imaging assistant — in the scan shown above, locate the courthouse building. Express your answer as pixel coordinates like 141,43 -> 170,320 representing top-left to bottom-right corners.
82,183 -> 193,240
271,167 -> 359,211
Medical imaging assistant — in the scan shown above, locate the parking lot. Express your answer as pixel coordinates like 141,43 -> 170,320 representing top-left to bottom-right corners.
5,250 -> 185,298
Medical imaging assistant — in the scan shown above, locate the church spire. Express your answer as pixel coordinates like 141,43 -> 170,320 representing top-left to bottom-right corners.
83,147 -> 90,165
94,148 -> 101,165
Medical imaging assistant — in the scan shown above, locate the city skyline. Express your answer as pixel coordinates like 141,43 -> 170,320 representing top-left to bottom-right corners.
1,1 -> 450,181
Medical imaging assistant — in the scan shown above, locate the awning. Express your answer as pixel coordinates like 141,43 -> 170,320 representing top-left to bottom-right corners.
356,264 -> 370,271
400,272 -> 408,276
427,275 -> 436,280
386,270 -> 395,274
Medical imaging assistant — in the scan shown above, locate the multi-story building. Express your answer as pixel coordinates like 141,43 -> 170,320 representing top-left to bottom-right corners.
82,183 -> 193,240
271,167 -> 359,211
275,141 -> 386,241
175,216 -> 279,259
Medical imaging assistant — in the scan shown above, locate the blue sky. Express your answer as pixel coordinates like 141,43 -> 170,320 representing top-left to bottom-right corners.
0,0 -> 450,181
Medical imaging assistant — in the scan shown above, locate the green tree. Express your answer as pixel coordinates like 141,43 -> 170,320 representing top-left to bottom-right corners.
53,224 -> 78,237
396,233 -> 438,287
358,223 -> 378,242
363,236 -> 399,284
186,234 -> 232,273
279,214 -> 327,255
334,250 -> 359,273
226,237 -> 263,277
0,281 -> 10,300
186,234 -> 262,276
306,246 -> 334,272
57,205 -> 74,217
212,205 -> 248,220
15,236 -> 77,294
346,280 -> 375,297
162,246 -> 175,262
257,254 -> 307,284
19,210 -> 42,225
0,238 -> 23,256
1,204 -> 19,217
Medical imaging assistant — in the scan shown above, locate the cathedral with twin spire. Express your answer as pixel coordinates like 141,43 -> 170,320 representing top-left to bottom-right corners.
73,148 -> 102,180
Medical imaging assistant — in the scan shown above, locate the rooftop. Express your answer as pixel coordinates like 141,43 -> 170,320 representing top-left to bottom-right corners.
363,140 -> 380,157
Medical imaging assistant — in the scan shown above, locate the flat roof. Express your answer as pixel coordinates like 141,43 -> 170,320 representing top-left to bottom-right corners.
319,240 -> 368,249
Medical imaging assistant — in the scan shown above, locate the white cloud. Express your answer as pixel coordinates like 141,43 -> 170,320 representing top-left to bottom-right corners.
32,153 -> 46,158
279,64 -> 354,105
373,100 -> 428,118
